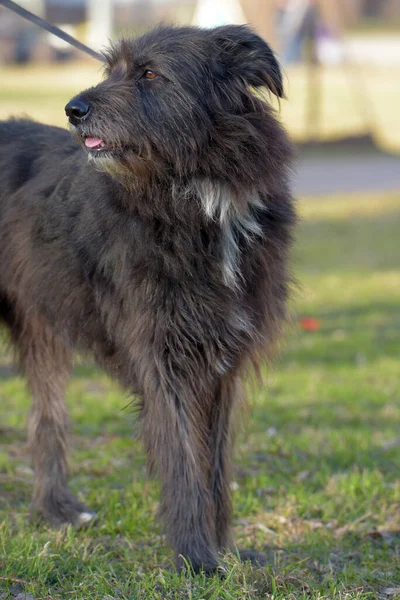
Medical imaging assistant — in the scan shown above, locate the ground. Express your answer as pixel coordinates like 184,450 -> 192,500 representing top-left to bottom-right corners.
0,191 -> 399,600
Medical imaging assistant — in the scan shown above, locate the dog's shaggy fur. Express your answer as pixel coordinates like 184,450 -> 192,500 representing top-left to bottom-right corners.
0,25 -> 295,572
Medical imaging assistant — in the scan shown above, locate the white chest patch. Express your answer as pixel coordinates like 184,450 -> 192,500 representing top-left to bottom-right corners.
193,178 -> 265,289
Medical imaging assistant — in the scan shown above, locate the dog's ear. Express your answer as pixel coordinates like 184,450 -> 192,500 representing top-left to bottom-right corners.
211,25 -> 284,97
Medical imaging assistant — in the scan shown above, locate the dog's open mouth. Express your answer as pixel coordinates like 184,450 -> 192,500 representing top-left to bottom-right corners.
79,133 -> 140,165
84,137 -> 114,153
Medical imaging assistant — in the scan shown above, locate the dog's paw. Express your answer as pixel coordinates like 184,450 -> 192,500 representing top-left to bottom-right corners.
31,492 -> 96,529
176,554 -> 226,577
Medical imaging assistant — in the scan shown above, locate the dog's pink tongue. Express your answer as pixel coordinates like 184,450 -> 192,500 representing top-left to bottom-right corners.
85,137 -> 103,149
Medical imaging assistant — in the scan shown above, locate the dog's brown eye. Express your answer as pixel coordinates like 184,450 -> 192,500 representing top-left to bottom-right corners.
144,70 -> 157,80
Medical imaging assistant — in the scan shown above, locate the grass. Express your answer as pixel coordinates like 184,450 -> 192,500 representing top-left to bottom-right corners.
0,190 -> 399,599
1,61 -> 400,151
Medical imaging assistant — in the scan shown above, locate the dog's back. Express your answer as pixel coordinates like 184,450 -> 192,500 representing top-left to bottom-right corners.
0,119 -> 77,197
0,119 -> 90,340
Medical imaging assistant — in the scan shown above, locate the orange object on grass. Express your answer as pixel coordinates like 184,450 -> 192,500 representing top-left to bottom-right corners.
300,317 -> 321,331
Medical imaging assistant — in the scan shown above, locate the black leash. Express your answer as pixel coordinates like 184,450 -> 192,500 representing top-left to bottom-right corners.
0,0 -> 105,62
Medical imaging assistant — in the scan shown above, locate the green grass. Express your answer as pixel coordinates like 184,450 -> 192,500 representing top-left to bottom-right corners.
1,61 -> 400,151
0,191 -> 399,599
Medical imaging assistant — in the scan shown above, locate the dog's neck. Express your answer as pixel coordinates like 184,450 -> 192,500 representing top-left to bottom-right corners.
102,170 -> 266,290
102,167 -> 264,221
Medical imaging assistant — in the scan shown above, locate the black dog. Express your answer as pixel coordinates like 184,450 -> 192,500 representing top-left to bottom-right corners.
0,25 -> 295,572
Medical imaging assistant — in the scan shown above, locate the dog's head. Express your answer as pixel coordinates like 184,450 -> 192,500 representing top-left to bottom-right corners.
65,25 -> 284,184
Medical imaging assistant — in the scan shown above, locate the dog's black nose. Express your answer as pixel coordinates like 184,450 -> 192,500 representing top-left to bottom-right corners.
65,98 -> 90,125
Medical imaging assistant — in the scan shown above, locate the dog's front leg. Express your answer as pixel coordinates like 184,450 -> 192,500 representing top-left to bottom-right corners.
141,368 -> 222,573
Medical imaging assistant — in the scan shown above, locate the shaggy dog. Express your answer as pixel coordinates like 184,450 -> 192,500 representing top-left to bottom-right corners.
0,25 -> 295,572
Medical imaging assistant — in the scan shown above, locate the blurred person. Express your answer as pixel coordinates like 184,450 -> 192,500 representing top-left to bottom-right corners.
274,0 -> 318,64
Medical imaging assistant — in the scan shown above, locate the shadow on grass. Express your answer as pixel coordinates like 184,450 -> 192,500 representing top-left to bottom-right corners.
296,209 -> 400,273
248,398 -> 399,479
